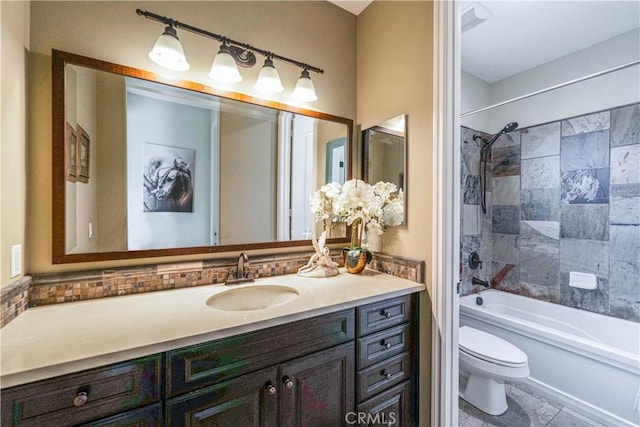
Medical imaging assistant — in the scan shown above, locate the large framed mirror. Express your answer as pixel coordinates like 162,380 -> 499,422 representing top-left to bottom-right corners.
52,50 -> 352,264
362,114 -> 407,225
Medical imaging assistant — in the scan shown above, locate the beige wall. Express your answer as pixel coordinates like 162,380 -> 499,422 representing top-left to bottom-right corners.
27,1 -> 357,274
219,110 -> 277,244
68,66 -> 99,253
96,72 -> 127,251
357,1 -> 434,279
1,1 -> 30,288
357,2 -> 434,424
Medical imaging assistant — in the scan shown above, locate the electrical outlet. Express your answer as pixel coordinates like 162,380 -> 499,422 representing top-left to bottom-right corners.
11,244 -> 23,278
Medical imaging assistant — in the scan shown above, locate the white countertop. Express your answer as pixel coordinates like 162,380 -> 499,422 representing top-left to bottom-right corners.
1,269 -> 424,388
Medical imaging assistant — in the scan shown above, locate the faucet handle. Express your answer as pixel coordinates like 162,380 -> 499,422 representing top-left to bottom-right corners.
227,268 -> 236,280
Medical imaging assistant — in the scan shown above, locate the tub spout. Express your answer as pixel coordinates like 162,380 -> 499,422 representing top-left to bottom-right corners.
471,276 -> 490,288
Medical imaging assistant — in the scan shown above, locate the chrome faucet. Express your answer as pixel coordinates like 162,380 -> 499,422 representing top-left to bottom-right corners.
226,252 -> 255,285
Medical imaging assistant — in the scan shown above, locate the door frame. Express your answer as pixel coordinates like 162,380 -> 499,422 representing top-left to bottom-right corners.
431,2 -> 461,426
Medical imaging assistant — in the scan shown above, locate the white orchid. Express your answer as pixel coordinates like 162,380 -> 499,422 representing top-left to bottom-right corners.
309,179 -> 404,248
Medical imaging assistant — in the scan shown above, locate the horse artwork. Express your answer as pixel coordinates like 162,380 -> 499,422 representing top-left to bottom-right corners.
143,143 -> 194,212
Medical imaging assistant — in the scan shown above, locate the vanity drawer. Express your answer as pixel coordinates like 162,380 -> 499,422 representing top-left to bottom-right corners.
357,295 -> 413,336
167,308 -> 355,396
356,380 -> 412,427
357,323 -> 413,369
1,355 -> 161,427
357,351 -> 413,402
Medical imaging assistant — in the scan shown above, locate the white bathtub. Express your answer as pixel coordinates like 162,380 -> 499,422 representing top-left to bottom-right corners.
460,290 -> 640,426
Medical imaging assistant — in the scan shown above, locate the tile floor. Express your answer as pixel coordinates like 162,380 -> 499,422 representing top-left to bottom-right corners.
459,381 -> 605,427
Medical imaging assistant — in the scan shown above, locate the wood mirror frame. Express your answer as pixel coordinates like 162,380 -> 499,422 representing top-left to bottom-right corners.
52,49 -> 353,264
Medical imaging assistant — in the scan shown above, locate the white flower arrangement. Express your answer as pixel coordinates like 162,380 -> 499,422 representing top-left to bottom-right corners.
309,179 -> 404,248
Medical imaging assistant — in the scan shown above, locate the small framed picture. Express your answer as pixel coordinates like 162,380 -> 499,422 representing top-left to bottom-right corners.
65,122 -> 77,182
76,124 -> 90,183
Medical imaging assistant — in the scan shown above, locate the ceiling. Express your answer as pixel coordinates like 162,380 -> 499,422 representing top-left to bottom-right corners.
328,0 -> 373,15
462,1 -> 640,83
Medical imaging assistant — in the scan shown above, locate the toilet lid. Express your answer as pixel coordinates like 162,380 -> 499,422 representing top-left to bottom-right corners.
459,326 -> 528,367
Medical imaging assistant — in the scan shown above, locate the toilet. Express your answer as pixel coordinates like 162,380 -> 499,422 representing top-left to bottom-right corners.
459,326 -> 530,415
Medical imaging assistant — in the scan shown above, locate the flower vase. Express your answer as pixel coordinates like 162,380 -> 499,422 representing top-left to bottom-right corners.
343,219 -> 372,274
343,248 -> 372,274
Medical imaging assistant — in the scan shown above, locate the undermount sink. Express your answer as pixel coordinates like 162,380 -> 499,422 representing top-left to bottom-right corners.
206,285 -> 299,311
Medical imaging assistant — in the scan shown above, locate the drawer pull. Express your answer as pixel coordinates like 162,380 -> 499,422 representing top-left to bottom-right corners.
381,340 -> 392,349
283,376 -> 294,389
73,391 -> 89,407
266,383 -> 277,396
381,370 -> 392,380
381,310 -> 391,319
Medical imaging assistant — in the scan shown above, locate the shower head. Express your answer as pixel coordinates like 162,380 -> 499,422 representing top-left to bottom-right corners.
483,122 -> 519,148
502,122 -> 519,133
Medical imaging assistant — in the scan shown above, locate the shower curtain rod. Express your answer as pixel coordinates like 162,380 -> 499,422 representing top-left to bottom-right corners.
461,59 -> 640,118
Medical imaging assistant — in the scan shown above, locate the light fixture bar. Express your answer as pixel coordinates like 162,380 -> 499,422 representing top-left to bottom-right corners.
136,9 -> 324,75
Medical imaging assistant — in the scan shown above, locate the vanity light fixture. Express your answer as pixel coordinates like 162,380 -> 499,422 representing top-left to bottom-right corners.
137,9 -> 323,101
148,24 -> 190,71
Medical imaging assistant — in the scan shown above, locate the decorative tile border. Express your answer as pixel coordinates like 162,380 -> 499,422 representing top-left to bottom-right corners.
369,252 -> 425,284
1,276 -> 31,328
27,251 -> 424,308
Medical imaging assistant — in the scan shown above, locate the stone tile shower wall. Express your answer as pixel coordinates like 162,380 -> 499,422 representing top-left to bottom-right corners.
460,127 -> 493,296
464,103 -> 639,322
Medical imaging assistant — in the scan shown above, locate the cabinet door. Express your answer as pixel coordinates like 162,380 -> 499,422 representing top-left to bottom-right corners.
167,366 -> 278,427
279,342 -> 355,427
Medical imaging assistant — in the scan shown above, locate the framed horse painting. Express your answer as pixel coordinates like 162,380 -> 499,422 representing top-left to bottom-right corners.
142,143 -> 195,213
76,124 -> 90,183
65,122 -> 77,182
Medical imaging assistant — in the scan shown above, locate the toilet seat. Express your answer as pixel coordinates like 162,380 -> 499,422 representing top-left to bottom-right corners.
459,326 -> 528,368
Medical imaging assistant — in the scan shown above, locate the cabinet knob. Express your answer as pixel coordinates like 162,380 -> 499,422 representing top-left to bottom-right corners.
381,340 -> 392,349
73,391 -> 89,407
381,310 -> 391,319
283,376 -> 294,389
266,383 -> 277,396
381,370 -> 392,380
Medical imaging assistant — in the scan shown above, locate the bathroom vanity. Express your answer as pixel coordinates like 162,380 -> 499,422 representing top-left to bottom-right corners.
1,271 -> 423,426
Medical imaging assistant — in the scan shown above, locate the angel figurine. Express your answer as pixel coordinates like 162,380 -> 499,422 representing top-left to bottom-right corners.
297,231 -> 340,278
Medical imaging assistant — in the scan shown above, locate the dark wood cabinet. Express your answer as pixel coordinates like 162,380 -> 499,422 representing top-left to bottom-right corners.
166,309 -> 355,397
167,335 -> 355,426
1,293 -> 418,427
166,366 -> 279,426
1,355 -> 161,427
355,295 -> 417,427
279,342 -> 355,427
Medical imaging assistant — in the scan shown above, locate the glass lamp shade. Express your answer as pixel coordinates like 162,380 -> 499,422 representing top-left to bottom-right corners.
208,46 -> 242,83
292,69 -> 318,102
254,58 -> 284,93
148,26 -> 190,71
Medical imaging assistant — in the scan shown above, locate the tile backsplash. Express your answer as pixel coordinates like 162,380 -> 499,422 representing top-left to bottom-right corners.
1,250 -> 424,327
461,103 -> 640,322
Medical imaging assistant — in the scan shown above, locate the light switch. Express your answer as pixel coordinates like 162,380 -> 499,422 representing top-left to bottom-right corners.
11,244 -> 22,278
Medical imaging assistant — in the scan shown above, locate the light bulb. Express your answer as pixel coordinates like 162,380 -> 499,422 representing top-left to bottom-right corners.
208,44 -> 242,83
292,69 -> 318,102
255,57 -> 284,93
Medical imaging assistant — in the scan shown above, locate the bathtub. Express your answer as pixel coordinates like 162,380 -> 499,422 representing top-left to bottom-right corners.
460,290 -> 640,426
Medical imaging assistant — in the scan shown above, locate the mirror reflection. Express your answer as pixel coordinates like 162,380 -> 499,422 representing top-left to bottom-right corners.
57,52 -> 351,261
362,114 -> 407,224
